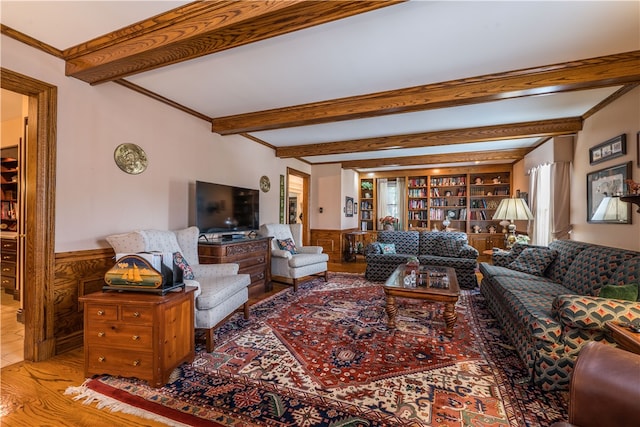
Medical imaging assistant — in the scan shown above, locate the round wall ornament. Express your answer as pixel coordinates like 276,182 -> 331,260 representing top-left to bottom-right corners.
114,143 -> 148,175
260,175 -> 271,192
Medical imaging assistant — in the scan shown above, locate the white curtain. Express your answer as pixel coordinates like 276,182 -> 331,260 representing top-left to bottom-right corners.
529,163 -> 551,245
376,178 -> 406,230
377,179 -> 388,230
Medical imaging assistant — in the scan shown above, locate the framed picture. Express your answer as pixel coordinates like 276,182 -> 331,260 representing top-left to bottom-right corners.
587,162 -> 632,224
589,134 -> 626,165
345,196 -> 354,217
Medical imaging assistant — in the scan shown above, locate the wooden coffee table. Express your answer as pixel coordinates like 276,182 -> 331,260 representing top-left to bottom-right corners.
383,265 -> 460,337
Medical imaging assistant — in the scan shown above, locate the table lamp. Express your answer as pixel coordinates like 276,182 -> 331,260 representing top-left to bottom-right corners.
493,198 -> 534,247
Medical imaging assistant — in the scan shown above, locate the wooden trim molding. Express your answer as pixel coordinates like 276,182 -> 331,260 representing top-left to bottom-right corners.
1,68 -> 57,361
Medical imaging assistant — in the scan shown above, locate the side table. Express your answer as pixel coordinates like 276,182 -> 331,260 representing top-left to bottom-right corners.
80,287 -> 196,387
605,321 -> 640,355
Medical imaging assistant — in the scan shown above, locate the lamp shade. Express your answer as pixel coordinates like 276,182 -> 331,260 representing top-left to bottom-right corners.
592,196 -> 628,222
493,198 -> 534,221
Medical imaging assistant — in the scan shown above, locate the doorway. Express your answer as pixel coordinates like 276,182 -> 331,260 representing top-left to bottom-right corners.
1,68 -> 57,362
0,89 -> 27,367
286,168 -> 310,245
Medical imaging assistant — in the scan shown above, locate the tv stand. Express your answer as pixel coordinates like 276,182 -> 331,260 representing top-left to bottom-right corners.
198,237 -> 272,298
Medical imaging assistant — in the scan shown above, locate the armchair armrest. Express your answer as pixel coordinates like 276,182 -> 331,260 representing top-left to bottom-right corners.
552,294 -> 640,330
459,244 -> 479,259
191,263 -> 239,279
272,249 -> 293,259
297,246 -> 323,254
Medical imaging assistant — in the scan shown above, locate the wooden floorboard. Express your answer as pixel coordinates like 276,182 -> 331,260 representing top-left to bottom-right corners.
0,263 -> 365,426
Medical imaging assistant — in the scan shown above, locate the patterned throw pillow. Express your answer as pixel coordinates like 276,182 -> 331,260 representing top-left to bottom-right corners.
598,283 -> 639,301
508,247 -> 557,277
379,243 -> 396,254
277,238 -> 298,254
173,252 -> 195,280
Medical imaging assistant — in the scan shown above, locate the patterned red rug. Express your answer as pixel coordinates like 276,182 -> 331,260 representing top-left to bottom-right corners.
67,273 -> 567,426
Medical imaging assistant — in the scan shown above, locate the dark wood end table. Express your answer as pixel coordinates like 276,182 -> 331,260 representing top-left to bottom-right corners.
605,321 -> 640,355
383,265 -> 460,337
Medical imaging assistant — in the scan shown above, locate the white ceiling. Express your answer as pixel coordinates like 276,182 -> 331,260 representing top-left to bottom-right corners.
2,1 -> 639,171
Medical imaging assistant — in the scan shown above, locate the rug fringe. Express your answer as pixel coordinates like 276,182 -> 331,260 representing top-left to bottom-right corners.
65,380 -> 190,427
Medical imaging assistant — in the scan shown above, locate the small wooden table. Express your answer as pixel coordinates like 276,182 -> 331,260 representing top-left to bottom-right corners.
605,321 -> 640,355
383,265 -> 460,337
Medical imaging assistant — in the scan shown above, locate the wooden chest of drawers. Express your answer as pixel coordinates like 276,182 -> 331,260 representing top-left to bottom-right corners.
1,237 -> 17,295
198,237 -> 272,298
79,287 -> 195,387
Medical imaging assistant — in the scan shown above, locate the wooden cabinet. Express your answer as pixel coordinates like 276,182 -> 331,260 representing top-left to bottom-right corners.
1,238 -> 17,297
198,237 -> 272,298
468,234 -> 506,263
1,151 -> 19,233
79,287 -> 196,387
359,178 -> 375,231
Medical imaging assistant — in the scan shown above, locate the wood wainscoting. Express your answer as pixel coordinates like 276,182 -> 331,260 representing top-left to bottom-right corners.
53,248 -> 114,355
310,229 -> 378,264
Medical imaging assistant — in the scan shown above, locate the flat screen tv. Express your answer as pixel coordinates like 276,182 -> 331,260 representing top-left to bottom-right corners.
195,180 -> 259,233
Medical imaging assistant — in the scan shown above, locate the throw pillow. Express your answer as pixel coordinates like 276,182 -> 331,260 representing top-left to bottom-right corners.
277,238 -> 298,254
508,247 -> 557,276
379,243 -> 396,254
598,283 -> 639,301
173,252 -> 194,280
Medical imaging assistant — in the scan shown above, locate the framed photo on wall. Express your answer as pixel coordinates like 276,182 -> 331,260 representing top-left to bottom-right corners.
589,134 -> 626,165
345,196 -> 354,217
587,162 -> 632,224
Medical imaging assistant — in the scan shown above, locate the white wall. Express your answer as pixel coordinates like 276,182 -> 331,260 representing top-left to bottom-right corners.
311,163 -> 342,230
341,168 -> 360,230
2,35 -> 310,252
571,87 -> 640,250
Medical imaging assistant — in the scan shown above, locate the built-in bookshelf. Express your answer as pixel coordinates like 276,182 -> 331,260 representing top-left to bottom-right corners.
359,167 -> 511,236
359,178 -> 375,231
1,151 -> 19,233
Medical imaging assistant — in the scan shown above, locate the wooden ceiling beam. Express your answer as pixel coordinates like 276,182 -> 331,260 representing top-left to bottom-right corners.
340,148 -> 531,169
64,1 -> 403,84
213,51 -> 640,134
276,117 -> 582,158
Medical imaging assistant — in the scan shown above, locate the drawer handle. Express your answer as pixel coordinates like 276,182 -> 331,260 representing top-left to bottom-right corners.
1,280 -> 9,285
132,360 -> 140,366
97,310 -> 105,316
98,356 -> 105,362
132,335 -> 140,341
2,255 -> 11,260
258,257 -> 265,263
2,243 -> 11,248
257,272 -> 264,280
133,312 -> 140,318
2,267 -> 10,272
97,332 -> 105,337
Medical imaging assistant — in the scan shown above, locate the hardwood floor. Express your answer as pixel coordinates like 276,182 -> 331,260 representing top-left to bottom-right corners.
0,262 -> 364,426
1,291 -> 23,368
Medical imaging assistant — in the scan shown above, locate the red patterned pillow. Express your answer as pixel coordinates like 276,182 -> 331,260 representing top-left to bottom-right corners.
277,238 -> 298,254
173,252 -> 194,280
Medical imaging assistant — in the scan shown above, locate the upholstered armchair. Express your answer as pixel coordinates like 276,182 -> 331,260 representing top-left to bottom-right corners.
259,223 -> 328,291
106,226 -> 251,352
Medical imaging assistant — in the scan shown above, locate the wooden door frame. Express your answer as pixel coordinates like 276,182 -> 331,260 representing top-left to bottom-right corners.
286,168 -> 310,245
2,68 -> 57,361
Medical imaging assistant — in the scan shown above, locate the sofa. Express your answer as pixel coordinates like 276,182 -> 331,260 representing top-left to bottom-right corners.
106,226 -> 251,352
365,231 -> 479,289
479,240 -> 640,390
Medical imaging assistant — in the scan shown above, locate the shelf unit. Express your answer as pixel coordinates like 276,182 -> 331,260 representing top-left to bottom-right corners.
359,178 -> 376,231
359,167 -> 512,241
426,174 -> 467,232
1,153 -> 19,232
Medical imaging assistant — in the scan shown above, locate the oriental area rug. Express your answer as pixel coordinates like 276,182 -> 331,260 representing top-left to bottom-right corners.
66,273 -> 567,426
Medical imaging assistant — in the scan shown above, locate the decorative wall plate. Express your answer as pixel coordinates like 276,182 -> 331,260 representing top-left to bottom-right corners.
260,175 -> 271,192
114,143 -> 148,175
